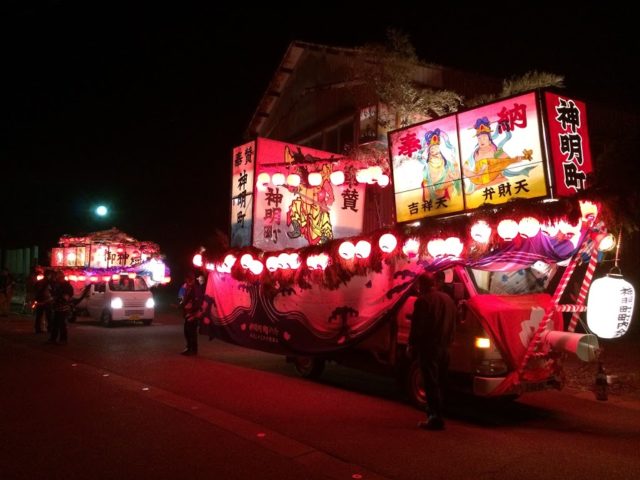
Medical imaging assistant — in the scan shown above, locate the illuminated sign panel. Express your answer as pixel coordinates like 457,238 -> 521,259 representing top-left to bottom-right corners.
252,138 -> 365,251
230,141 -> 255,248
544,92 -> 593,197
458,92 -> 548,209
389,114 -> 464,222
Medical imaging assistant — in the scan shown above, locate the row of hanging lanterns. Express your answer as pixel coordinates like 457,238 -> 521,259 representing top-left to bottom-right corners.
255,166 -> 389,190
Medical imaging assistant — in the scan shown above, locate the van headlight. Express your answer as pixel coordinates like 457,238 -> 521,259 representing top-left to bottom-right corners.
145,298 -> 155,309
110,297 -> 123,309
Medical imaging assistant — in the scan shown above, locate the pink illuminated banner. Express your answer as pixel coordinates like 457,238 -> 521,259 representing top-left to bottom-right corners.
231,141 -> 255,248
458,92 -> 548,209
389,114 -> 463,222
544,92 -> 593,196
253,138 -> 365,251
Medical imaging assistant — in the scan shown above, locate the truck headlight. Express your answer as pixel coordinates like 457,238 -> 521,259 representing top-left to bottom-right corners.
145,298 -> 155,309
110,297 -> 123,309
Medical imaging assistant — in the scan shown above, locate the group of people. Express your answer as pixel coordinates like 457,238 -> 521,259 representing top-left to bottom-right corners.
32,269 -> 74,344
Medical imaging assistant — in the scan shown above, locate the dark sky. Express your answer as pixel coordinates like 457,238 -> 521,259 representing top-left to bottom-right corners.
2,2 -> 637,272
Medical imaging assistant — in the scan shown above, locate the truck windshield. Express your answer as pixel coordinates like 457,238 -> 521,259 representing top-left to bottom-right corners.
468,261 -> 558,295
109,277 -> 149,292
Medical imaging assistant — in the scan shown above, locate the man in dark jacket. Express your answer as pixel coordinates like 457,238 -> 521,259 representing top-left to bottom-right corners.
408,271 -> 457,430
48,271 -> 74,344
181,273 -> 205,355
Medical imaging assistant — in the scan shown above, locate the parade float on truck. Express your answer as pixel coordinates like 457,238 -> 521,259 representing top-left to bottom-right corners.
48,228 -> 170,326
195,89 -> 635,406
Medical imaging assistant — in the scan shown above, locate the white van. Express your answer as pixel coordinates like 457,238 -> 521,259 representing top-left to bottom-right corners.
75,276 -> 155,326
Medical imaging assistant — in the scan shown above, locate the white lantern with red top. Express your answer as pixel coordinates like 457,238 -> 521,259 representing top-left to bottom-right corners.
378,233 -> 397,253
497,219 -> 519,241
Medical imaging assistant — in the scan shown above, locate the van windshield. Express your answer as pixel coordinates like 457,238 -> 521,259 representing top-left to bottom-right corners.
109,277 -> 149,292
468,261 -> 558,295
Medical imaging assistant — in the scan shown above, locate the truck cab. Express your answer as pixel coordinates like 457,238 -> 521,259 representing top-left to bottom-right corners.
75,276 -> 155,326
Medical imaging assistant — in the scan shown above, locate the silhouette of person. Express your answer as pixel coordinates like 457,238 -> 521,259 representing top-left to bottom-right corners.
408,271 -> 456,430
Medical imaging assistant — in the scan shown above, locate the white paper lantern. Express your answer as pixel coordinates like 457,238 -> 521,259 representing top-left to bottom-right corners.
192,254 -> 203,267
272,173 -> 285,186
402,238 -> 420,258
541,222 -> 559,237
470,221 -> 491,244
598,233 -> 616,252
377,174 -> 390,187
587,275 -> 635,338
223,254 -> 236,269
330,171 -> 345,185
287,174 -> 301,187
240,253 -> 253,269
379,233 -> 397,253
497,219 -> 519,241
266,256 -> 279,272
444,237 -> 464,257
256,172 -> 270,191
355,240 -> 372,259
249,260 -> 264,275
339,241 -> 356,260
308,172 -> 322,186
518,217 -> 541,238
427,238 -> 446,258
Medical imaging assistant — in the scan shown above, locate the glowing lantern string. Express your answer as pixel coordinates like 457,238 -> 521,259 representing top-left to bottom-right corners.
339,241 -> 356,260
518,217 -> 540,238
272,173 -> 285,186
497,219 -> 519,241
249,260 -> 264,275
266,256 -> 279,272
355,240 -> 371,259
308,173 -> 322,186
287,174 -> 301,187
470,221 -> 491,244
378,233 -> 397,253
377,174 -> 390,187
240,254 -> 253,269
427,239 -> 446,258
403,239 -> 420,258
330,171 -> 345,185
444,237 -> 464,257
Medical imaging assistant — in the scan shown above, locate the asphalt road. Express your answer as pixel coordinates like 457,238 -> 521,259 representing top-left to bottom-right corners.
1,309 -> 639,480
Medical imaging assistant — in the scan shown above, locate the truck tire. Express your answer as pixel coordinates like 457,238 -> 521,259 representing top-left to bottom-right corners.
405,358 -> 427,409
293,357 -> 325,379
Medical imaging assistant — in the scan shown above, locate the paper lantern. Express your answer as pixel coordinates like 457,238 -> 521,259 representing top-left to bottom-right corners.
240,253 -> 253,269
78,275 -> 86,282
403,238 -> 420,258
288,253 -> 301,269
223,254 -> 236,268
518,217 -> 540,238
355,240 -> 372,259
598,234 -> 616,252
249,260 -> 264,275
277,253 -> 290,269
36,274 -> 44,281
587,275 -> 635,338
205,263 -> 215,271
470,221 -> 491,244
192,254 -> 203,267
308,172 -> 322,186
306,253 -> 329,270
378,233 -> 397,253
330,171 -> 345,185
497,219 -> 519,241
272,173 -> 285,186
266,256 -> 279,272
541,222 -> 559,237
256,172 -> 270,191
427,239 -> 446,258
377,174 -> 390,187
287,174 -> 301,187
339,241 -> 356,260
89,276 -> 98,282
444,237 -> 464,257
356,169 -> 371,184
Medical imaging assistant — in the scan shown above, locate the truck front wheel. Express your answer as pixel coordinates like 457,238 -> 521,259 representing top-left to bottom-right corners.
293,357 -> 325,379
405,358 -> 427,409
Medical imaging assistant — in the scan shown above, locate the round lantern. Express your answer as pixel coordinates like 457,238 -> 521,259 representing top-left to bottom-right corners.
541,222 -> 559,237
587,274 -> 635,338
518,217 -> 540,238
379,233 -> 397,253
192,254 -> 203,267
444,237 -> 464,257
272,173 -> 285,186
277,253 -> 290,269
223,254 -> 236,269
256,172 -> 270,191
470,221 -> 491,244
355,240 -> 371,259
266,256 -> 279,272
308,172 -> 322,186
288,253 -> 301,269
249,260 -> 264,275
287,174 -> 301,187
598,233 -> 616,252
427,239 -> 446,258
205,263 -> 215,271
402,238 -> 420,258
240,253 -> 253,269
497,219 -> 519,241
339,241 -> 356,260
356,169 -> 371,184
377,174 -> 390,187
330,171 -> 345,186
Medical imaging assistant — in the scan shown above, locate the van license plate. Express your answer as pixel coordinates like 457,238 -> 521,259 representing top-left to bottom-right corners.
129,314 -> 140,320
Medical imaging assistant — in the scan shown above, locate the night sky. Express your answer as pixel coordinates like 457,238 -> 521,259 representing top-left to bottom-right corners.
3,2 -> 637,276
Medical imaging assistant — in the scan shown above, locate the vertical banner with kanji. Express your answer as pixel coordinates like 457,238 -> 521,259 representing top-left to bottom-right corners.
458,92 -> 548,209
252,138 -> 365,251
389,114 -> 464,223
230,141 -> 255,248
544,92 -> 593,196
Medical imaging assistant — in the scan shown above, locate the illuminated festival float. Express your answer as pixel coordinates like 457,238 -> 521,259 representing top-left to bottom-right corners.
48,228 -> 170,326
197,89 -> 634,406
